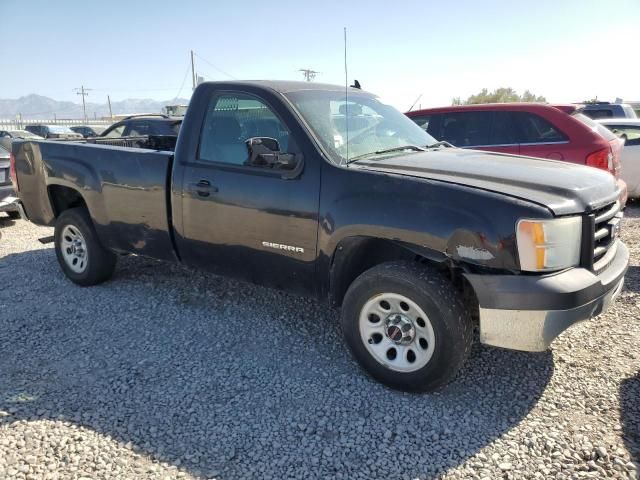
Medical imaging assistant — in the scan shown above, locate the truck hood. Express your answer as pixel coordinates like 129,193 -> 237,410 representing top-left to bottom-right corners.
355,148 -> 620,215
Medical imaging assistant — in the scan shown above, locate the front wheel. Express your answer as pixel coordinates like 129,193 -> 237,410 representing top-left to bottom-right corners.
341,261 -> 472,392
54,207 -> 116,286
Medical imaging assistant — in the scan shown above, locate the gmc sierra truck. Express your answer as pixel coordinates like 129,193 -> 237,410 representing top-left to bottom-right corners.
10,81 -> 629,392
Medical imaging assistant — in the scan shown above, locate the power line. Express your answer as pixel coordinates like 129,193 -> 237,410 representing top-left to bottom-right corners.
192,52 -> 236,80
173,61 -> 192,100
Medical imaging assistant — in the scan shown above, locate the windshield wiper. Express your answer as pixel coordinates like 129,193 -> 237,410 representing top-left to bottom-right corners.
347,145 -> 426,164
425,140 -> 455,149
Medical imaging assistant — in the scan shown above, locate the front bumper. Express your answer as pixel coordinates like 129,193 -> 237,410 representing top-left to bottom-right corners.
465,240 -> 629,352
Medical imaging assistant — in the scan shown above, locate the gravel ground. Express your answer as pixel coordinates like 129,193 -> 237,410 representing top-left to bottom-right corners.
0,206 -> 638,480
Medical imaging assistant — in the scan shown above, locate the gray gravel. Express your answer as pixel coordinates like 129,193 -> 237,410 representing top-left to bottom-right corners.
0,205 -> 638,480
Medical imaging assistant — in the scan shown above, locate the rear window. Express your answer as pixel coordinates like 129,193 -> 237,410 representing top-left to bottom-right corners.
0,144 -> 8,155
573,113 -> 617,141
623,106 -> 638,119
582,109 -> 613,119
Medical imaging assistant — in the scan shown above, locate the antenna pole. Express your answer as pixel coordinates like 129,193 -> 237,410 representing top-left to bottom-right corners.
344,27 -> 349,165
107,95 -> 113,120
408,94 -> 423,112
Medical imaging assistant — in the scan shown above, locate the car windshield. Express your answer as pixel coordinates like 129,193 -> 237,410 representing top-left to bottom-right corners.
48,125 -> 75,134
284,89 -> 436,164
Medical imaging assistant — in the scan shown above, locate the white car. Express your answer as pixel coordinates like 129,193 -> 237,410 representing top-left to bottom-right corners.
597,118 -> 640,199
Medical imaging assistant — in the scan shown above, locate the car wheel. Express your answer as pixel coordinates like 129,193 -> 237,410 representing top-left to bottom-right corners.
54,207 -> 116,286
341,261 -> 472,392
6,211 -> 20,220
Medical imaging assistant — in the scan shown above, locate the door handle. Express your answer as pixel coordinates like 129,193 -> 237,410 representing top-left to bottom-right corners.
188,179 -> 218,197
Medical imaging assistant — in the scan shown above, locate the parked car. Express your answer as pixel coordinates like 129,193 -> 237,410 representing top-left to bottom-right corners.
70,125 -> 106,138
99,114 -> 181,138
0,129 -> 43,150
24,124 -> 83,140
579,102 -> 637,120
406,103 -> 626,203
597,118 -> 640,199
0,144 -> 19,218
12,81 -> 628,392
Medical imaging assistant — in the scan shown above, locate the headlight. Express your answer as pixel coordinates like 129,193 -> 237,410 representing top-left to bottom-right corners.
516,217 -> 582,272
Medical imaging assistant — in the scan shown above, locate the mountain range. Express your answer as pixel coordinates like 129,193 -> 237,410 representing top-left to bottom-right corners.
0,94 -> 190,120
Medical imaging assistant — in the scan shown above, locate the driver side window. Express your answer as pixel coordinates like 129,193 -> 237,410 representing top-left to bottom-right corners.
199,93 -> 290,165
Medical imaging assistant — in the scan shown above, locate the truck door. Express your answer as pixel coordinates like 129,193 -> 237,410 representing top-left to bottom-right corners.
174,90 -> 320,296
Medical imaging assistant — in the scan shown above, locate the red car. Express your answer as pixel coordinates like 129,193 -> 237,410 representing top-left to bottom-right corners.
406,103 -> 626,203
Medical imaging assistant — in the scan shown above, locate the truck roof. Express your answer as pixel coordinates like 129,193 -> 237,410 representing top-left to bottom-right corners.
200,80 -> 368,94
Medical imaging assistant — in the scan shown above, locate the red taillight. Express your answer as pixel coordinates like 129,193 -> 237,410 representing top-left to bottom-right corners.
585,147 -> 612,172
9,152 -> 18,191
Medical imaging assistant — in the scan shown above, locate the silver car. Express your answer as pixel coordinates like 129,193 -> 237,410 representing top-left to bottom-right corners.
0,129 -> 44,151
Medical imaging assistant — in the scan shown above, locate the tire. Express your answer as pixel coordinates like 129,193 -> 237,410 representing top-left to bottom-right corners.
6,211 -> 20,220
54,207 -> 116,286
341,261 -> 472,392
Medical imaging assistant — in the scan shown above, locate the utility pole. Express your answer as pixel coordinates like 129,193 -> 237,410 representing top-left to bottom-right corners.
299,68 -> 319,82
107,95 -> 113,120
74,85 -> 92,123
191,50 -> 196,91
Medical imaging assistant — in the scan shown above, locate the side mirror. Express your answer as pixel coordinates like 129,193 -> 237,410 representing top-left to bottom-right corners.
247,136 -> 280,153
245,137 -> 301,172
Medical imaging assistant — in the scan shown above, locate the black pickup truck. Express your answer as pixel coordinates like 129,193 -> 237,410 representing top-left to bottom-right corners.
11,81 -> 629,392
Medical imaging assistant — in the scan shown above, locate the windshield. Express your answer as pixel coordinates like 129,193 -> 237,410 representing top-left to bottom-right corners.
48,125 -> 75,134
88,126 -> 106,135
284,90 -> 436,164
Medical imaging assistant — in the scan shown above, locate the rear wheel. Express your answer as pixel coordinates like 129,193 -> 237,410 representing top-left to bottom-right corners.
54,207 -> 116,286
341,261 -> 472,392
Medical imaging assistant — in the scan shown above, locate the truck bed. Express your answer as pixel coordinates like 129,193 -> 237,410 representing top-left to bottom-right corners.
14,140 -> 176,261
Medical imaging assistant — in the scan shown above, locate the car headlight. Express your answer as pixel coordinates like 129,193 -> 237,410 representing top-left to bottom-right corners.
516,217 -> 582,272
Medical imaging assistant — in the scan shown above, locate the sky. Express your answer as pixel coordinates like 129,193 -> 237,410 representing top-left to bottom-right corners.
1,0 -> 639,110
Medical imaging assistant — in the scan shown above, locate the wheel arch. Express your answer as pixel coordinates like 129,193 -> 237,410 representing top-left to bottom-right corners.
328,236 -> 447,306
47,184 -> 88,219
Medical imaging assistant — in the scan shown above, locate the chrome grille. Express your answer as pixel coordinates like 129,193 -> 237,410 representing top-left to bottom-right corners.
592,201 -> 622,271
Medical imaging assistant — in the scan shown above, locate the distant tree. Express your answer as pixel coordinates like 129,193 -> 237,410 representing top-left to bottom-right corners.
452,88 -> 546,105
